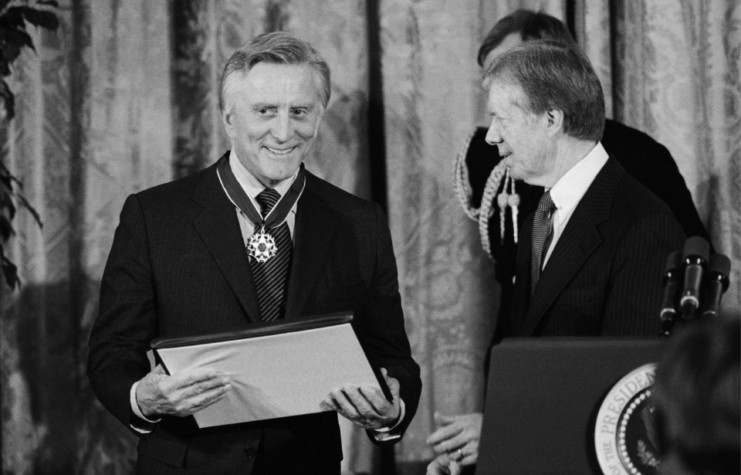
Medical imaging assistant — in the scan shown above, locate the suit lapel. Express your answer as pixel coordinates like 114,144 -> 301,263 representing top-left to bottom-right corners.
284,173 -> 341,320
520,157 -> 624,335
191,157 -> 261,323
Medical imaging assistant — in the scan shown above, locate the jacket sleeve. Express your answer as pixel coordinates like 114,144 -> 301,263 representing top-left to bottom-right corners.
356,204 -> 422,444
87,194 -> 158,432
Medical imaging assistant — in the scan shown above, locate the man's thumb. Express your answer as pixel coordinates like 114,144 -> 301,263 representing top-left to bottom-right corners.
434,411 -> 456,425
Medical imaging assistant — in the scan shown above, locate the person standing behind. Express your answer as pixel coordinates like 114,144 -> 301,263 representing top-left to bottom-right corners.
459,9 -> 708,341
653,316 -> 740,475
428,40 -> 684,474
88,32 -> 421,475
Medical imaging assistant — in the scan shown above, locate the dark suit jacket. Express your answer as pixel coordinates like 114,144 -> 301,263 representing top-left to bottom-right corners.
464,119 -> 706,339
505,157 -> 685,338
87,154 -> 422,474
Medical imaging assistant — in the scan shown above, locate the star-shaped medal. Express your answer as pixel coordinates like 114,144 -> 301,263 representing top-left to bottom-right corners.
247,228 -> 278,263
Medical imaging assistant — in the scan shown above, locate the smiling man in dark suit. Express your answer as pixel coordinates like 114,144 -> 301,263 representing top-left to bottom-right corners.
426,40 -> 684,475
87,32 -> 421,475
485,41 -> 685,336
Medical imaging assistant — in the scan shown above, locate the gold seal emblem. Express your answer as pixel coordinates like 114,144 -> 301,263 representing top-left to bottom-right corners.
247,228 -> 277,263
595,363 -> 660,475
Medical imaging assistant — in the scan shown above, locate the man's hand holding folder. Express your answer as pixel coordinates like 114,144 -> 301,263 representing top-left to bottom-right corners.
144,315 -> 405,432
135,364 -> 232,419
321,367 -> 401,430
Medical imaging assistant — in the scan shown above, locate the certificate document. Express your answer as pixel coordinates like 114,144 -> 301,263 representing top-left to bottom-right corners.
152,314 -> 387,428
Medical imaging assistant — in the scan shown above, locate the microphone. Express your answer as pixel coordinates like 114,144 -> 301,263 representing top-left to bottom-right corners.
659,251 -> 683,336
702,253 -> 731,318
679,236 -> 710,321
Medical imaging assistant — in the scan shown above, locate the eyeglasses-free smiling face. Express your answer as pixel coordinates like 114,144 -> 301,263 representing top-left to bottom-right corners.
485,79 -> 553,186
222,62 -> 325,187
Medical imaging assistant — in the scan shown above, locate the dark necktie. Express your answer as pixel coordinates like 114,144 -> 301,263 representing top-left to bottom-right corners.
531,191 -> 556,295
250,188 -> 292,321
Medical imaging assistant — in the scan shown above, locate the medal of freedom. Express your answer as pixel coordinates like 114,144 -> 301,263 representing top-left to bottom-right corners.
247,227 -> 278,263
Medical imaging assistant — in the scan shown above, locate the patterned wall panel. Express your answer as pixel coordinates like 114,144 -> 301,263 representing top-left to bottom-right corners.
579,0 -> 614,118
287,0 -> 372,200
380,0 -> 501,465
173,0 -> 229,177
1,0 -> 172,473
613,0 -> 741,314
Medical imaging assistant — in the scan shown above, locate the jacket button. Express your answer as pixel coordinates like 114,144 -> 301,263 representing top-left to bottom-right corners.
243,447 -> 257,458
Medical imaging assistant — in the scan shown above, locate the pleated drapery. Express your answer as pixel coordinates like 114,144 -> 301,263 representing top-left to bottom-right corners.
2,1 -> 739,474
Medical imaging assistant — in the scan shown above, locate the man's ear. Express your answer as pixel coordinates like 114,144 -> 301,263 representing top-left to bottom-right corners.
313,105 -> 326,138
545,109 -> 564,137
222,107 -> 236,139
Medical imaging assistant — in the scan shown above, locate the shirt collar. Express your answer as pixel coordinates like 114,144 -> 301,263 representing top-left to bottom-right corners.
228,150 -> 298,199
548,142 -> 609,213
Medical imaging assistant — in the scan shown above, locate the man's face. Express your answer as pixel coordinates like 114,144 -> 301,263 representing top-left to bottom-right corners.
485,79 -> 552,185
222,62 -> 325,187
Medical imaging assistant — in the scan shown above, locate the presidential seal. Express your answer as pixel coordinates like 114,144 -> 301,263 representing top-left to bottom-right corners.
247,228 -> 277,263
595,363 -> 661,475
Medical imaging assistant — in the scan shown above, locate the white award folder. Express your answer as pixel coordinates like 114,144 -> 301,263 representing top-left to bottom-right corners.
151,314 -> 388,428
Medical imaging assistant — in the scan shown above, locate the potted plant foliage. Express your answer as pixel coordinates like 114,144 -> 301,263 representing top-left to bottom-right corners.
0,0 -> 57,288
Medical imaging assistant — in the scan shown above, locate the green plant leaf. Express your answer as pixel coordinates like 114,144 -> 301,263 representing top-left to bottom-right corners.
2,195 -> 17,221
0,79 -> 15,119
0,215 -> 13,241
0,8 -> 27,31
13,192 -> 42,228
1,29 -> 36,60
1,248 -> 20,290
0,168 -> 12,190
0,58 -> 11,76
12,6 -> 59,31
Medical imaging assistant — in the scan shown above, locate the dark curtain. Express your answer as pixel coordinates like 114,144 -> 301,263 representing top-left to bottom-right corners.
1,1 -> 739,474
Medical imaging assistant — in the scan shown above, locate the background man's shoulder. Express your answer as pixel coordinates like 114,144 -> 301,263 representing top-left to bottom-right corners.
304,170 -> 381,218
607,162 -> 685,243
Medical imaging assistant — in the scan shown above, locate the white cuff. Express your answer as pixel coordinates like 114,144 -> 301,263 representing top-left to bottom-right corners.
372,398 -> 405,441
130,381 -> 161,433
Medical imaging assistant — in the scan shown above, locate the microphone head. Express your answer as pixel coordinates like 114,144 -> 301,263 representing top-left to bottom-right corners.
708,253 -> 731,287
683,236 -> 710,262
665,251 -> 683,273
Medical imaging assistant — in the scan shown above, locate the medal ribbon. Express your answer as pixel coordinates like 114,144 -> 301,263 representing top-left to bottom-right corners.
217,154 -> 306,230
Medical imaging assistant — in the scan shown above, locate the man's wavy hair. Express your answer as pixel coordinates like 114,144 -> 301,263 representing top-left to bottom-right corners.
482,40 -> 605,142
219,31 -> 331,113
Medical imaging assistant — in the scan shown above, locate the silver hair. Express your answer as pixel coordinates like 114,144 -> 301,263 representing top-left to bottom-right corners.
218,31 -> 331,113
483,40 -> 605,142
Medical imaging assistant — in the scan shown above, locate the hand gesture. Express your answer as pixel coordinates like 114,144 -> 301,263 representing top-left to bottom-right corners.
426,412 -> 483,467
426,453 -> 462,475
320,368 -> 401,430
135,365 -> 231,418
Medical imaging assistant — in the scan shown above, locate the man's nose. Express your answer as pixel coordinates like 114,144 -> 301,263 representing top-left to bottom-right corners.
271,113 -> 292,142
485,125 -> 502,145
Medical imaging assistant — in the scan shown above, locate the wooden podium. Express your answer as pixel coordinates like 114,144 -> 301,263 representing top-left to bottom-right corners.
476,337 -> 665,475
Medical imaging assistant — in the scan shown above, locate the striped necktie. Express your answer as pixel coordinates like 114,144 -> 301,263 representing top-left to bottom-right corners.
531,191 -> 556,295
251,188 -> 292,321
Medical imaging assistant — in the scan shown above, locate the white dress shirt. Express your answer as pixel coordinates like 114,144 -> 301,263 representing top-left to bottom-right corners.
543,142 -> 609,268
225,151 -> 298,239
